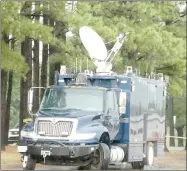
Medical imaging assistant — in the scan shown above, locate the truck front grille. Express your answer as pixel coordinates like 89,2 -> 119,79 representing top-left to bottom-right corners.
37,121 -> 73,137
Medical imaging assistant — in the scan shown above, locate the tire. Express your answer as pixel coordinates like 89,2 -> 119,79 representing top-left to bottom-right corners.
77,165 -> 91,170
131,161 -> 144,169
22,155 -> 36,170
86,143 -> 110,170
144,142 -> 154,166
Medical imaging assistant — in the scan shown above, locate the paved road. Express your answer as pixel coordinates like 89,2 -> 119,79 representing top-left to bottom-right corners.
8,163 -> 186,170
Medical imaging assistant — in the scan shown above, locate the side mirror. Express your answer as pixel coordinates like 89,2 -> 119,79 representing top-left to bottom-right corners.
28,88 -> 34,114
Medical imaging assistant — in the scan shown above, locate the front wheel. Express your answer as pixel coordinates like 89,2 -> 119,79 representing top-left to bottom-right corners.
85,143 -> 110,170
22,155 -> 36,170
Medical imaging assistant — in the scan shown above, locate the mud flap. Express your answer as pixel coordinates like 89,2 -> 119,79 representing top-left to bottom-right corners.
154,142 -> 165,157
128,143 -> 144,162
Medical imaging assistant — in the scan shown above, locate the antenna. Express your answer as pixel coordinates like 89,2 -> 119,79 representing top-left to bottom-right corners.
105,32 -> 128,63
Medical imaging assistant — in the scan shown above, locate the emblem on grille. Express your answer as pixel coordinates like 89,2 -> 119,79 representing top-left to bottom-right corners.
52,118 -> 57,125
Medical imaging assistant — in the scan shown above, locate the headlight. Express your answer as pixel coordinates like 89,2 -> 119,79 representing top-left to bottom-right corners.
8,132 -> 12,137
21,130 -> 35,138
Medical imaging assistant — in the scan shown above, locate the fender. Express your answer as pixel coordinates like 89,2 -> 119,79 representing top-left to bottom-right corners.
77,123 -> 109,142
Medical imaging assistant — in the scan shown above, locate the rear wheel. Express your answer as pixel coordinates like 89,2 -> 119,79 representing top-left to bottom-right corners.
144,142 -> 154,166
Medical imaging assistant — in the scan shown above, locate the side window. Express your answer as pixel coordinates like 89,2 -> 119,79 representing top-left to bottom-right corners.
105,91 -> 115,111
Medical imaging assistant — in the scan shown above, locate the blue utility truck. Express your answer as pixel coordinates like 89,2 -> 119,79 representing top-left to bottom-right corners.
17,26 -> 168,170
17,66 -> 168,170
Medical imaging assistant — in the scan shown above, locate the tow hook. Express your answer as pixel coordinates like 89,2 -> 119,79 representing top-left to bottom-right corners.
41,150 -> 51,164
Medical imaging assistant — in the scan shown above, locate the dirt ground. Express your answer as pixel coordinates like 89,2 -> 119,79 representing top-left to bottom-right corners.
1,145 -> 186,170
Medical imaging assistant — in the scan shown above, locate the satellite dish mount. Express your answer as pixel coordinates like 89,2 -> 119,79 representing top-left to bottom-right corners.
79,26 -> 127,74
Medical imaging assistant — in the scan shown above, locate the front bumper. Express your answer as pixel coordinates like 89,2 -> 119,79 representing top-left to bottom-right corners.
17,139 -> 99,158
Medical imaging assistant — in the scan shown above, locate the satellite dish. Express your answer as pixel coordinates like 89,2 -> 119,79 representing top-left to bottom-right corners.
79,26 -> 107,61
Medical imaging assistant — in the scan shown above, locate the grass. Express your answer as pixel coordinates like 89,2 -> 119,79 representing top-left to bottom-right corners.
1,145 -> 21,169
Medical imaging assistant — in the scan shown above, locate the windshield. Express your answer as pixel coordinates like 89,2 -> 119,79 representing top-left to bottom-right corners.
39,88 -> 104,113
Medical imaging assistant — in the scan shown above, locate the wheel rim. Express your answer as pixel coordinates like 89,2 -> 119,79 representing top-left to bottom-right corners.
22,156 -> 28,168
148,146 -> 154,166
91,149 -> 101,169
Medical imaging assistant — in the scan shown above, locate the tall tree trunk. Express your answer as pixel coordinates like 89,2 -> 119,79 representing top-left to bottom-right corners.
4,38 -> 15,145
185,130 -> 187,150
164,96 -> 169,152
1,33 -> 9,150
176,127 -> 184,147
19,37 -> 32,134
40,11 -> 49,100
49,19 -> 56,85
19,2 -> 32,134
1,70 -> 8,150
19,42 -> 26,134
168,96 -> 175,146
33,4 -> 40,113
25,37 -> 32,98
33,39 -> 40,113
4,71 -> 13,145
19,77 -> 25,135
49,20 -> 67,85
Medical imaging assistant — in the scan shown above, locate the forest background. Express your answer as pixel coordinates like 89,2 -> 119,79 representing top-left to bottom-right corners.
1,1 -> 186,150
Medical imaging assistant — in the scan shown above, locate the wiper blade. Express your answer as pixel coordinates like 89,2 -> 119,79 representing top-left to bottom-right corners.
61,108 -> 82,111
39,108 -> 82,116
39,110 -> 54,116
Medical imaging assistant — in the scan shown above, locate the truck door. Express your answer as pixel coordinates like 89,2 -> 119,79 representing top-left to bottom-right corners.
103,90 -> 120,140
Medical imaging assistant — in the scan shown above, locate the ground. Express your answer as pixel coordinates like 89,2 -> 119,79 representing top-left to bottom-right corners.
1,145 -> 186,170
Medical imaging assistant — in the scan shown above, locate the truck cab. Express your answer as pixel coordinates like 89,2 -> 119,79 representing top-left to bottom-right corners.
18,86 -> 125,170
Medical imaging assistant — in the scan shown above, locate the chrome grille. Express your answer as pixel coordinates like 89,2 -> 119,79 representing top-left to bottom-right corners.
37,121 -> 73,137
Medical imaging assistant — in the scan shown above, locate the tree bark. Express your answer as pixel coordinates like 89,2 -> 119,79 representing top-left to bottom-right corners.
19,2 -> 33,134
4,71 -> 13,145
19,77 -> 25,135
49,19 -> 56,85
19,42 -> 26,134
33,39 -> 40,113
22,37 -> 32,118
4,38 -> 15,145
164,96 -> 169,152
176,127 -> 184,147
40,11 -> 49,100
49,20 -> 66,85
185,130 -> 187,150
168,96 -> 175,146
19,37 -> 32,134
1,33 -> 9,150
33,6 -> 40,113
1,70 -> 8,150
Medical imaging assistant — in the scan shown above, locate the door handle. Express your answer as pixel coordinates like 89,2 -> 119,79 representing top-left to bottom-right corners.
105,115 -> 111,119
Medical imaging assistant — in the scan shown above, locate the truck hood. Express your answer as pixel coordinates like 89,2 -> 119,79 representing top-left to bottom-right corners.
38,109 -> 102,119
37,109 -> 104,138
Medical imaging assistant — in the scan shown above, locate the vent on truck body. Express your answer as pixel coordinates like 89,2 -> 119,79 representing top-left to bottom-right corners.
37,121 -> 73,137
